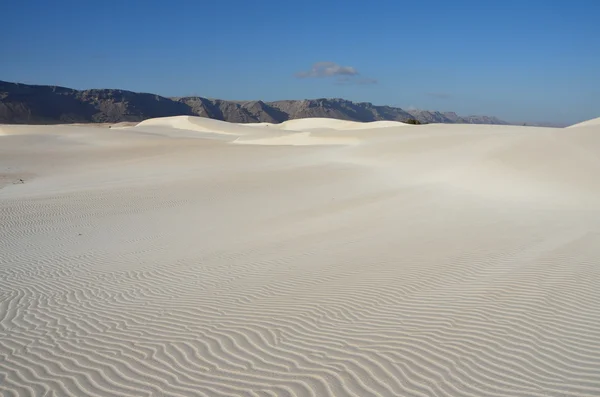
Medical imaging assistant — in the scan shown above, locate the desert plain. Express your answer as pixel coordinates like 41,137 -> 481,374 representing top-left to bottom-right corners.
1,116 -> 600,396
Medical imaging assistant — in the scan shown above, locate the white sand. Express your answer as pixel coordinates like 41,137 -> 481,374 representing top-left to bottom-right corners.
567,117 -> 600,128
137,115 -> 262,136
267,118 -> 412,131
1,116 -> 600,397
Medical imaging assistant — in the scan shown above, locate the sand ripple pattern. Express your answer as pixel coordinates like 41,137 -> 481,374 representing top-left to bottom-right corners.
2,121 -> 600,396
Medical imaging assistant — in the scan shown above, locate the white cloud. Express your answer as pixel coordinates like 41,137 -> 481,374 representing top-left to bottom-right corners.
295,62 -> 377,85
296,62 -> 359,78
426,92 -> 453,99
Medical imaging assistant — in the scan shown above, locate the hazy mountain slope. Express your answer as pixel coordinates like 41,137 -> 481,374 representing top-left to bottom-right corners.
1,80 -> 509,125
0,81 -> 192,123
406,109 -> 509,125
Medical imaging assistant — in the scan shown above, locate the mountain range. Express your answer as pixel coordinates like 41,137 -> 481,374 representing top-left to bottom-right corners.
0,80 -> 510,125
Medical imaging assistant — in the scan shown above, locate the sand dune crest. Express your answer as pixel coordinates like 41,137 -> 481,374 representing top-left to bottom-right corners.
568,117 -> 600,128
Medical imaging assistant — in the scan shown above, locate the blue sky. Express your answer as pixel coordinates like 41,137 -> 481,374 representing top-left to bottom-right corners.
1,0 -> 598,124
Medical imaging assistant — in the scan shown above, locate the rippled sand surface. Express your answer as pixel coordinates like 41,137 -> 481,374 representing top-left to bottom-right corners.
1,117 -> 600,396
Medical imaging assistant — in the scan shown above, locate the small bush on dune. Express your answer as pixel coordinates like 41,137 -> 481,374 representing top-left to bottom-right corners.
404,118 -> 422,125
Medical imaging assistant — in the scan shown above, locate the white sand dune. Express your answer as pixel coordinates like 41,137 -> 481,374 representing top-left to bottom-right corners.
238,122 -> 275,127
135,116 -> 394,145
139,116 -> 412,136
271,117 -> 413,131
234,131 -> 360,146
0,125 -> 27,136
271,117 -> 361,131
108,121 -> 138,129
342,120 -> 412,130
567,117 -> 600,128
136,115 -> 262,136
1,117 -> 600,397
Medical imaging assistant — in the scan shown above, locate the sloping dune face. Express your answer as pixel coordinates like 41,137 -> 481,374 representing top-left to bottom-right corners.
567,116 -> 600,128
1,117 -> 600,396
136,115 -> 256,135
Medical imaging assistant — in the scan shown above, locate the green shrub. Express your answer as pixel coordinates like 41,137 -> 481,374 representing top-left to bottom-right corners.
404,118 -> 422,125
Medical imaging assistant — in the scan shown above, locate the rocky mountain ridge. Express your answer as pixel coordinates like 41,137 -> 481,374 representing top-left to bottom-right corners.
1,80 -> 508,125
